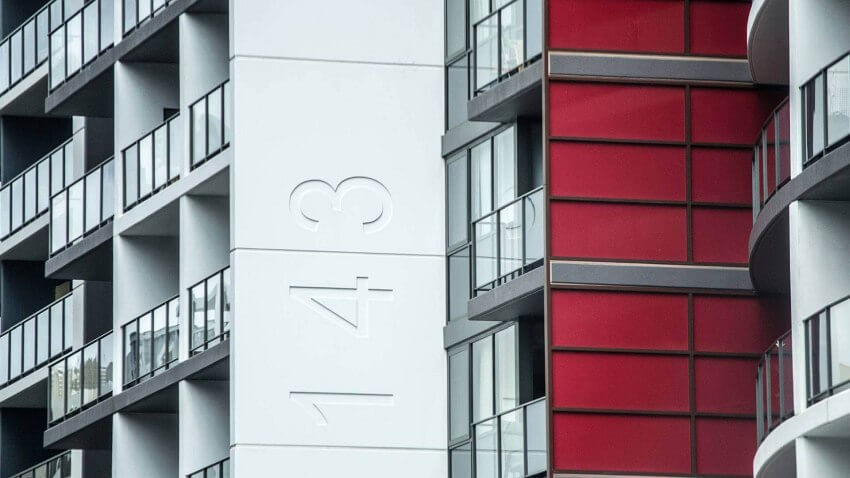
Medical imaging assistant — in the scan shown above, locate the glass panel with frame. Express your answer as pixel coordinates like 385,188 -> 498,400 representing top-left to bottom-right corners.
804,75 -> 825,162
827,56 -> 850,147
450,347 -> 470,443
830,298 -> 850,389
807,310 -> 830,400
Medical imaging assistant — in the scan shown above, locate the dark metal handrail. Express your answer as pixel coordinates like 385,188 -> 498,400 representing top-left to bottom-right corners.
123,0 -> 175,35
189,79 -> 231,170
49,0 -> 114,90
48,330 -> 113,424
752,97 -> 790,220
189,266 -> 231,355
49,156 -> 114,256
122,113 -> 182,211
471,397 -> 547,478
187,457 -> 229,478
472,0 -> 541,95
755,329 -> 793,444
9,450 -> 72,478
122,295 -> 180,388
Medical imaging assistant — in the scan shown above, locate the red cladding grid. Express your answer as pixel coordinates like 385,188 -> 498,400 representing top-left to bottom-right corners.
693,296 -> 789,354
552,352 -> 689,411
550,142 -> 686,201
691,88 -> 786,144
688,1 -> 750,57
551,290 -> 688,350
553,413 -> 692,474
550,201 -> 687,261
548,0 -> 684,54
696,418 -> 757,476
549,83 -> 685,141
691,148 -> 752,205
694,357 -> 758,414
691,207 -> 752,264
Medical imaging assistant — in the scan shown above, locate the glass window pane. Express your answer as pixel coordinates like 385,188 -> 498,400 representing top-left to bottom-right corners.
808,312 -> 829,397
64,296 -> 73,349
447,53 -> 469,130
24,21 -> 36,74
451,444 -> 472,478
139,0 -> 151,21
83,342 -> 98,404
50,362 -> 65,421
38,159 -> 50,213
0,187 -> 8,238
37,311 -> 49,364
65,142 -> 75,186
495,326 -> 517,412
475,16 -> 498,91
207,274 -> 221,341
500,2 -> 523,75
25,169 -> 37,222
124,321 -> 138,385
10,326 -> 21,379
85,168 -> 101,231
67,351 -> 82,413
446,0 -> 466,58
139,135 -> 153,197
51,150 -> 65,194
450,348 -> 470,442
67,15 -> 82,74
153,305 -> 167,370
65,0 -> 85,16
68,181 -> 83,241
471,140 -> 492,219
168,298 -> 179,363
11,178 -> 23,230
100,333 -> 113,397
828,57 -> 850,146
138,314 -> 152,376
472,336 -> 493,421
475,417 -> 498,478
805,76 -> 825,160
153,126 -> 167,188
51,193 -> 67,253
11,31 -> 22,84
447,152 -> 468,247
191,284 -> 206,350
192,101 -> 207,165
499,202 -> 522,276
124,0 -> 138,33
50,304 -> 63,356
50,27 -> 65,88
831,299 -> 850,387
102,159 -> 114,220
0,334 -> 7,386
0,40 -> 9,92
470,0 -> 489,28
475,213 -> 497,290
169,115 -> 183,179
100,0 -> 114,50
83,2 -> 98,64
223,82 -> 232,146
449,247 -> 470,322
124,144 -> 139,207
493,128 -> 515,207
208,89 -> 222,154
50,0 -> 63,30
500,408 -> 524,478
222,269 -> 232,334
525,400 -> 547,475
23,319 -> 35,372
38,10 -> 50,63
526,0 -> 542,59
524,190 -> 543,265
207,464 -> 221,478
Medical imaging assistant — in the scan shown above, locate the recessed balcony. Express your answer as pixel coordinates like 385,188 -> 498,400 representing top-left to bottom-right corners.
48,0 -> 114,92
48,330 -> 114,424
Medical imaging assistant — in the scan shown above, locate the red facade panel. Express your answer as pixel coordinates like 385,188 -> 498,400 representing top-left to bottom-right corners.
553,413 -> 692,474
551,290 -> 689,350
550,142 -> 686,201
550,201 -> 687,261
552,352 -> 690,411
688,0 -> 750,57
550,83 -> 685,142
691,207 -> 752,264
696,418 -> 757,476
549,0 -> 685,54
691,88 -> 784,144
693,296 -> 788,354
694,357 -> 758,414
691,147 -> 752,205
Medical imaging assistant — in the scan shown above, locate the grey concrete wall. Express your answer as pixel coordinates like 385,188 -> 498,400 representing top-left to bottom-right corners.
0,407 -> 51,477
0,261 -> 63,332
113,412 -> 178,478
0,116 -> 72,183
179,380 -> 229,475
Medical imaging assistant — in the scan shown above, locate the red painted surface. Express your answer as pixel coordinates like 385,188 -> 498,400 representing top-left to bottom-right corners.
549,0 -> 685,54
688,0 -> 750,57
691,147 -> 752,205
691,88 -> 785,144
553,413 -> 692,474
696,418 -> 757,476
550,201 -> 687,260
691,207 -> 752,264
551,290 -> 689,350
550,142 -> 686,201
694,357 -> 759,414
693,296 -> 788,354
553,352 -> 690,411
550,83 -> 685,142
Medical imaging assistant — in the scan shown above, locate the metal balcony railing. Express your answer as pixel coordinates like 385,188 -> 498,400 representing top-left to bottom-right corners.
472,398 -> 546,478
752,98 -> 790,221
49,0 -> 114,90
122,295 -> 179,388
0,133 -> 76,239
189,79 -> 231,170
0,0 -> 84,95
755,330 -> 793,444
122,113 -> 182,211
0,291 -> 74,388
187,458 -> 229,478
190,266 -> 231,356
48,331 -> 113,424
123,0 -> 176,35
9,451 -> 73,478
472,0 -> 541,95
805,295 -> 850,406
473,187 -> 543,295
802,51 -> 850,167
50,157 -> 114,255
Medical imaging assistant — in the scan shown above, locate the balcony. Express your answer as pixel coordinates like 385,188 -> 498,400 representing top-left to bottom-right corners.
9,451 -> 73,478
0,292 -> 74,389
188,458 -> 229,478
805,295 -> 850,406
190,79 -> 231,170
49,157 -> 114,256
48,331 -> 113,424
49,0 -> 114,91
755,330 -> 793,444
122,113 -> 182,211
473,187 -> 543,295
0,134 -> 76,240
473,0 -> 541,96
123,0 -> 176,35
190,267 -> 231,356
802,53 -> 850,168
752,98 -> 790,219
122,296 -> 179,388
471,398 -> 546,478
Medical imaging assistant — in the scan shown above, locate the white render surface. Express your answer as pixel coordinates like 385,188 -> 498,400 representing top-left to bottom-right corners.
230,0 -> 446,474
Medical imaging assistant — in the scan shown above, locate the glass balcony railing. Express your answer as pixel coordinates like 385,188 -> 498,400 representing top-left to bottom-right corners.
188,458 -> 230,478
10,451 -> 73,478
473,187 -> 543,295
48,331 -> 113,424
49,0 -> 114,91
752,98 -> 790,220
190,79 -> 231,170
0,0 -> 83,96
123,0 -> 175,35
472,398 -> 546,478
756,330 -> 793,444
122,296 -> 179,388
190,266 -> 231,356
50,157 -> 114,256
802,52 -> 850,167
473,0 -> 541,95
0,134 -> 76,239
805,295 -> 850,406
122,113 -> 182,211
0,291 -> 74,389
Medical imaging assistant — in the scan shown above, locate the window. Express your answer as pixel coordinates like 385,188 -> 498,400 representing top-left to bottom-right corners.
472,335 -> 494,421
449,348 -> 470,442
448,247 -> 471,322
448,153 -> 469,248
447,0 -> 467,58
804,75 -> 824,161
447,54 -> 471,131
495,326 -> 518,413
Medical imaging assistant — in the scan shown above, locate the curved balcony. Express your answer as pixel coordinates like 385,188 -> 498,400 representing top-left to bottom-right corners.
747,0 -> 789,85
755,330 -> 793,444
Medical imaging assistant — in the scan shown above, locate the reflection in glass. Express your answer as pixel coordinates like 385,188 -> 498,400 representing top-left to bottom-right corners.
447,152 -> 468,247
500,409 -> 524,478
66,352 -> 82,413
124,321 -> 138,385
168,298 -> 180,361
191,283 -> 206,350
192,99 -> 207,165
500,2 -> 523,76
153,306 -> 167,371
0,334 -> 8,385
827,57 -> 850,146
138,313 -> 152,377
207,274 -> 221,341
471,140 -> 492,219
499,202 -> 522,276
37,312 -> 49,365
125,144 -> 139,206
446,0 -> 466,58
808,311 -> 830,397
100,332 -> 113,397
83,2 -> 98,63
495,326 -> 518,412
475,213 -> 497,289
154,126 -> 167,188
451,443 -> 472,478
10,327 -> 21,379
23,320 -> 35,372
102,160 -> 115,220
66,15 -> 82,74
493,128 -> 515,208
139,136 -> 153,197
805,77 -> 825,159
85,169 -> 101,231
475,16 -> 498,91
208,89 -> 222,154
83,343 -> 98,404
68,182 -> 83,242
447,55 -> 469,130
524,190 -> 543,264
50,27 -> 65,89
472,336 -> 493,421
49,362 -> 64,422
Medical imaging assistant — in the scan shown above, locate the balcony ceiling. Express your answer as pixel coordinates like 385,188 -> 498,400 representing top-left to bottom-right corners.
748,0 -> 790,85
